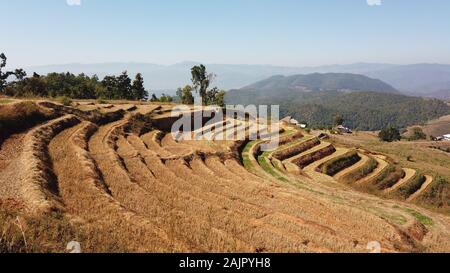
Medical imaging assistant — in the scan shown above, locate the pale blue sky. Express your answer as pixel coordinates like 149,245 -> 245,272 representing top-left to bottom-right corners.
2,0 -> 450,67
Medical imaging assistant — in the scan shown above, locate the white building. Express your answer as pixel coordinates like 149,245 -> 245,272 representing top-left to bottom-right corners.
290,119 -> 299,126
443,134 -> 450,141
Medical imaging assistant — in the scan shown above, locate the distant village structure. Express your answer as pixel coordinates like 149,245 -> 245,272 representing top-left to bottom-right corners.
335,125 -> 352,134
281,116 -> 307,129
434,134 -> 450,141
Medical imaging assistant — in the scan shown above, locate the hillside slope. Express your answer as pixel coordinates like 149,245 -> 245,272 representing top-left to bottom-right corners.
241,73 -> 399,94
226,78 -> 450,131
1,100 -> 450,253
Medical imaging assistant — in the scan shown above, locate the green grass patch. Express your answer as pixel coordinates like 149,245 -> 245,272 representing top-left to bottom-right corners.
241,140 -> 259,172
58,96 -> 72,106
404,208 -> 434,226
0,99 -> 14,104
257,155 -> 289,182
242,140 -> 256,154
381,213 -> 408,225
272,158 -> 286,173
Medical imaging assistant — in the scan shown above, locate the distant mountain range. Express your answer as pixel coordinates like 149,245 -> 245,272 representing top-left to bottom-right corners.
26,62 -> 450,99
226,73 -> 450,130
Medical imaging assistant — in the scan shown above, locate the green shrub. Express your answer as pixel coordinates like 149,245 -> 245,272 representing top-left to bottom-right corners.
294,145 -> 336,168
379,125 -> 401,142
320,150 -> 361,176
373,165 -> 406,190
408,127 -> 427,141
58,96 -> 72,106
272,138 -> 320,161
341,156 -> 378,183
0,99 -> 13,104
396,174 -> 426,199
418,176 -> 450,208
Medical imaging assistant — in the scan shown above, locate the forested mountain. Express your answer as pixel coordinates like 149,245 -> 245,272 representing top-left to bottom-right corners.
240,73 -> 399,94
226,75 -> 450,130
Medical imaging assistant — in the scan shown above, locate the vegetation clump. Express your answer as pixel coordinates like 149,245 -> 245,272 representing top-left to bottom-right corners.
320,150 -> 361,176
176,85 -> 195,105
58,96 -> 72,106
272,138 -> 320,161
407,127 -> 427,141
396,174 -> 427,199
418,176 -> 450,209
379,125 -> 401,142
337,156 -> 378,183
372,165 -> 406,190
0,53 -> 26,93
294,145 -> 336,168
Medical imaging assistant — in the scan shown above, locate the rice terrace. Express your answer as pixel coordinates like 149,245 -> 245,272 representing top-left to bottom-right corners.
2,0 -> 450,258
1,97 -> 450,253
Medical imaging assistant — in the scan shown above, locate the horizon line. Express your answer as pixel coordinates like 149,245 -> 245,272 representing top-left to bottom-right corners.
21,61 -> 450,69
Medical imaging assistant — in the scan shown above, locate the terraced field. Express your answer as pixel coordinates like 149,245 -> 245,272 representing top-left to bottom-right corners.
1,100 -> 450,253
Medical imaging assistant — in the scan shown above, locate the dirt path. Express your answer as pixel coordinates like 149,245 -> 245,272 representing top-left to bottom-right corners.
407,175 -> 434,202
384,168 -> 417,193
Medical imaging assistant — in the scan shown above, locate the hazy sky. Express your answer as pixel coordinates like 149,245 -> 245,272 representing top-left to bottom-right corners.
2,0 -> 450,67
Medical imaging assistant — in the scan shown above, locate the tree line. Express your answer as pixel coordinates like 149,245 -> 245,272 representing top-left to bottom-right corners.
2,72 -> 149,101
174,64 -> 225,107
1,53 -> 225,107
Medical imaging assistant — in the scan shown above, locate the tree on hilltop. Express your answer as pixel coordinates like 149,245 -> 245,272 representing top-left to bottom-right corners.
176,85 -> 195,105
379,125 -> 401,142
0,53 -> 26,93
132,73 -> 148,100
191,64 -> 215,106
